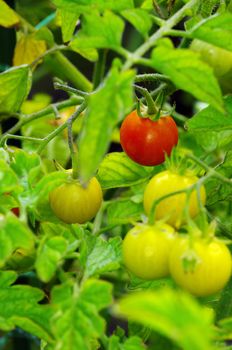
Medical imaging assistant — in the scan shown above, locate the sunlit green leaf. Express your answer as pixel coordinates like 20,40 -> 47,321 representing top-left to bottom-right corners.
70,11 -> 124,52
97,152 -> 161,189
78,64 -> 135,183
51,279 -> 112,350
0,65 -> 32,113
190,13 -> 232,52
151,45 -> 223,111
116,289 -> 215,350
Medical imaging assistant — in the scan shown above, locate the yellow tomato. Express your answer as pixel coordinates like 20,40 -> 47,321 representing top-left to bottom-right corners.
123,223 -> 176,280
169,236 -> 232,297
49,177 -> 103,224
143,170 -> 206,228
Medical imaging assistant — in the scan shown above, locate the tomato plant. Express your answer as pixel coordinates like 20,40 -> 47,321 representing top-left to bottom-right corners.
122,222 -> 176,279
120,110 -> 178,166
49,177 -> 103,224
169,235 -> 232,297
143,170 -> 206,228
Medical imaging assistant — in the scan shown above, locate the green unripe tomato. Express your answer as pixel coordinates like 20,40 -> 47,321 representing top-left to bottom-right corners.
49,177 -> 103,224
143,170 -> 206,228
190,39 -> 232,93
169,236 -> 232,297
122,223 -> 176,280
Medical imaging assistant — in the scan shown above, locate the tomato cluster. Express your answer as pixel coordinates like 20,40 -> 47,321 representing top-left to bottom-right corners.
120,110 -> 178,166
123,170 -> 232,297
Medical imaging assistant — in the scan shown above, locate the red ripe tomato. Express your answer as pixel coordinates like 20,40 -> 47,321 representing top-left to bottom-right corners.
120,110 -> 178,166
11,207 -> 20,217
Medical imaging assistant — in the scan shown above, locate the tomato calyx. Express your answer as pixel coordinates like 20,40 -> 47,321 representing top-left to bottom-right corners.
135,87 -> 166,121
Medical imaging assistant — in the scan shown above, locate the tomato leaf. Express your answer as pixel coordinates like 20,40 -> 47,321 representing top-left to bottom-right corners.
59,9 -> 79,43
70,11 -> 124,54
77,64 -> 135,183
107,198 -> 144,225
206,150 -> 232,206
0,214 -> 35,267
51,279 -> 112,350
150,45 -> 223,112
108,334 -> 145,350
52,0 -> 134,13
0,160 -> 19,194
13,33 -> 47,66
190,12 -> 232,52
35,236 -> 68,283
0,65 -> 32,113
80,234 -> 122,279
121,8 -> 152,38
187,95 -> 232,131
0,0 -> 19,27
0,272 -> 54,342
116,289 -> 215,350
97,152 -> 162,189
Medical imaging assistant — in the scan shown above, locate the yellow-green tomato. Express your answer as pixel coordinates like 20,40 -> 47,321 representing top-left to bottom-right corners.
143,170 -> 206,228
49,177 -> 102,224
190,39 -> 232,93
122,223 -> 176,280
169,236 -> 232,297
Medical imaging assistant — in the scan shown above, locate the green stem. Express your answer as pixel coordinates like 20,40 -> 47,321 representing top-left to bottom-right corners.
187,154 -> 232,185
67,115 -> 79,179
122,0 -> 199,70
37,101 -> 87,154
165,29 -> 190,38
148,186 -> 195,225
30,45 -> 68,68
2,134 -> 43,146
134,85 -> 157,115
0,96 -> 82,145
54,81 -> 89,97
135,73 -> 170,84
45,52 -> 92,92
92,49 -> 107,89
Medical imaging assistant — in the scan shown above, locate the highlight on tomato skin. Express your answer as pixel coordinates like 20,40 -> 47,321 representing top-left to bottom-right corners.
120,110 -> 178,166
